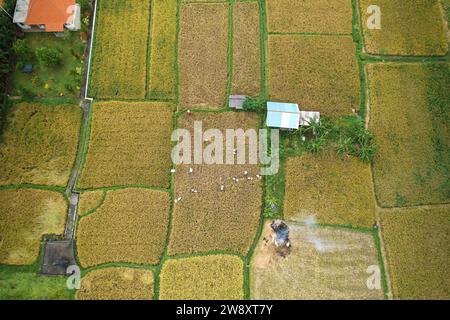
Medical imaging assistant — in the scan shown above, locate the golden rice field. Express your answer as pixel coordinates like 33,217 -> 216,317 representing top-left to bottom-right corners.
251,222 -> 383,299
76,267 -> 154,300
89,0 -> 150,99
78,190 -> 105,216
231,1 -> 261,96
0,189 -> 67,265
266,0 -> 353,34
0,103 -> 82,187
284,153 -> 376,228
178,3 -> 229,109
268,35 -> 360,115
159,255 -> 244,300
149,0 -> 178,100
380,206 -> 450,299
76,188 -> 170,267
168,112 -> 262,256
367,63 -> 449,207
359,0 -> 448,56
78,101 -> 173,189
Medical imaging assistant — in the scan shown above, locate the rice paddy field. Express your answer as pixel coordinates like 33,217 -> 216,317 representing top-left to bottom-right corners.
76,188 -> 170,267
284,152 -> 377,228
76,267 -> 154,300
89,0 -> 150,99
159,255 -> 244,300
0,103 -> 82,187
359,0 -> 448,56
267,35 -> 360,115
231,1 -> 261,96
250,222 -> 384,299
178,3 -> 230,109
380,206 -> 450,300
0,189 -> 67,265
77,101 -> 173,189
367,63 -> 449,207
1,1 -> 449,301
168,112 -> 262,256
266,0 -> 353,34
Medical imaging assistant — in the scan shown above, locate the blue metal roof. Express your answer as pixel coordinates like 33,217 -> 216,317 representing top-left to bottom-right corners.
266,102 -> 300,129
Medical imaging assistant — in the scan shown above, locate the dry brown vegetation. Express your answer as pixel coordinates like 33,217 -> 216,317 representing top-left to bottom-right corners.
380,206 -> 450,299
0,189 -> 67,265
78,191 -> 105,216
266,0 -> 353,34
284,152 -> 376,228
0,103 -> 82,187
367,63 -> 449,207
149,0 -> 178,100
78,101 -> 173,189
159,255 -> 243,300
89,0 -> 150,99
76,267 -> 154,300
76,188 -> 170,267
179,3 -> 229,109
250,222 -> 383,299
359,0 -> 448,56
231,1 -> 260,96
168,112 -> 262,256
268,35 -> 360,115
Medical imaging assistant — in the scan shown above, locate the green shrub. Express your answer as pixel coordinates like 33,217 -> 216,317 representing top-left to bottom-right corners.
13,39 -> 33,64
35,47 -> 62,67
243,96 -> 265,112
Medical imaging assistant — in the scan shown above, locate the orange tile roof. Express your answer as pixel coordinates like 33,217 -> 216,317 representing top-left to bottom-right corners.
26,0 -> 75,32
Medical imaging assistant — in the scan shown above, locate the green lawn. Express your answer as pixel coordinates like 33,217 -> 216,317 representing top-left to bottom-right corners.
12,32 -> 85,98
0,265 -> 72,300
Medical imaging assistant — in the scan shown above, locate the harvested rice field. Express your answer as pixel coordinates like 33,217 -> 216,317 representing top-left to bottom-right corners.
78,101 -> 173,189
251,222 -> 384,299
76,267 -> 154,300
76,188 -> 170,267
380,206 -> 450,299
159,255 -> 243,300
231,1 -> 261,96
178,3 -> 229,109
0,103 -> 82,187
367,63 -> 449,207
268,35 -> 360,115
266,0 -> 353,34
168,112 -> 262,256
359,0 -> 448,56
148,0 -> 178,100
0,189 -> 67,265
89,0 -> 150,99
284,153 -> 377,228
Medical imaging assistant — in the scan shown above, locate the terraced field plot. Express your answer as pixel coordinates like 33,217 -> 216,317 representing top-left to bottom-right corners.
0,189 -> 67,265
168,112 -> 262,256
359,0 -> 448,56
268,35 -> 360,115
266,0 -> 353,34
78,102 -> 173,189
178,3 -> 229,109
284,153 -> 376,228
76,188 -> 170,267
159,255 -> 243,300
76,267 -> 154,300
149,0 -> 178,100
231,1 -> 261,96
367,63 -> 449,207
251,222 -> 383,299
0,103 -> 82,187
89,0 -> 150,99
380,206 -> 450,299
